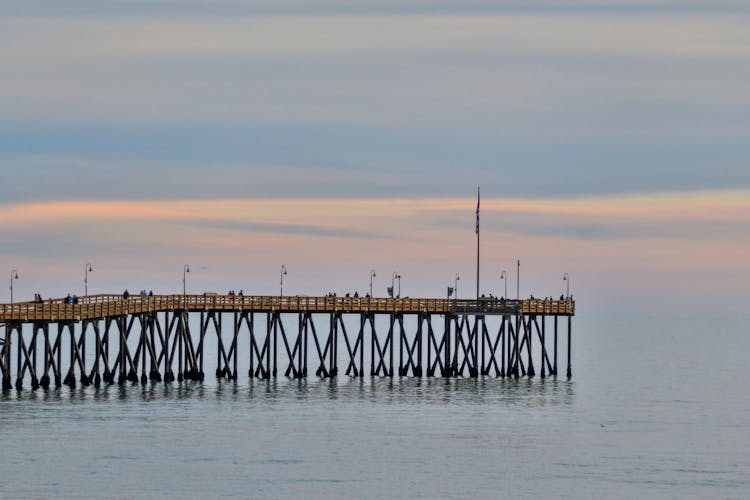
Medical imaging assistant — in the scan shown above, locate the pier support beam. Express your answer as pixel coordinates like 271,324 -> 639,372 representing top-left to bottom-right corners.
481,315 -> 505,377
427,314 -> 447,377
553,316 -> 558,376
399,314 -> 422,377
341,313 -> 365,377
249,312 -> 271,379
310,313 -> 336,377
451,315 -> 480,377
567,316 -> 572,379
526,316 -> 535,377
371,314 -> 394,377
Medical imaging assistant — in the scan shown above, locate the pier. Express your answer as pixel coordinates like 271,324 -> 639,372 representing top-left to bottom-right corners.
0,294 -> 574,391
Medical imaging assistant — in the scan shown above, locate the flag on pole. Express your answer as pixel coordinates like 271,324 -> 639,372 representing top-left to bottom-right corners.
475,187 -> 480,235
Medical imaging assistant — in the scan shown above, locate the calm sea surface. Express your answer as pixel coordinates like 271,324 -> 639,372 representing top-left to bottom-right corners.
0,316 -> 748,499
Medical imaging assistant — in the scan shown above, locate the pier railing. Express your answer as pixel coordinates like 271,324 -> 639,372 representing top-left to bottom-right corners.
0,294 -> 574,322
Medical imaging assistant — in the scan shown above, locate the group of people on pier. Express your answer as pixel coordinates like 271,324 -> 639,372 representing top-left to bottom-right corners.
32,293 -> 79,304
121,290 -> 154,299
477,294 -> 573,302
325,292 -> 374,298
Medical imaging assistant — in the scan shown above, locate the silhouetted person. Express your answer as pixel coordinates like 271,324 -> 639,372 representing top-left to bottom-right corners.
123,289 -> 130,299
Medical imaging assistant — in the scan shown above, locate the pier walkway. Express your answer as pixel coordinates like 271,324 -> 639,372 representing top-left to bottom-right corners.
0,294 -> 573,322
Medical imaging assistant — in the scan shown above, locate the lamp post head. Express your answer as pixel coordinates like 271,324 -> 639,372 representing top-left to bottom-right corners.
87,263 -> 93,272
281,265 -> 287,275
11,270 -> 19,280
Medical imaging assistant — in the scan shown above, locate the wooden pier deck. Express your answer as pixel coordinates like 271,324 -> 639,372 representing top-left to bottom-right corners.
0,294 -> 574,322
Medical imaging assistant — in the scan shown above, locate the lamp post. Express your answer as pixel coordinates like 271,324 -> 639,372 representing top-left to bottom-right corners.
563,272 -> 570,298
182,264 -> 190,307
500,270 -> 507,298
369,269 -> 376,297
9,270 -> 19,304
280,265 -> 287,296
454,273 -> 460,300
84,263 -> 93,296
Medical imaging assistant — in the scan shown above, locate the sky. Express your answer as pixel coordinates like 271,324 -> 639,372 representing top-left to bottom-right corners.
1,1 -> 748,317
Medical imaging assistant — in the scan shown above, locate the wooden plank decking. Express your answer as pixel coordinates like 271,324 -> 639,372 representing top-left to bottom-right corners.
0,294 -> 575,322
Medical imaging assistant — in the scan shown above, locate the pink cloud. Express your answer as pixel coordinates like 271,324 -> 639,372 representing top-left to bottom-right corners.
1,191 -> 748,315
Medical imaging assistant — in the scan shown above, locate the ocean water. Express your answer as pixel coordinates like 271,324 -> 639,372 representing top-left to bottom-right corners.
0,315 -> 748,499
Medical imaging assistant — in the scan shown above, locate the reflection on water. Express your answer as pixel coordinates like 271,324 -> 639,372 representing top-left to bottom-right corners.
0,317 -> 748,498
0,376 -> 576,408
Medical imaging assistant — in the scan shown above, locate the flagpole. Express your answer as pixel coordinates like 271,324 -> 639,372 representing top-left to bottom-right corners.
516,259 -> 520,300
476,186 -> 480,301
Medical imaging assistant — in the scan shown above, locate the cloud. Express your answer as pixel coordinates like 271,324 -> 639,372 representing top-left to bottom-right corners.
3,190 -> 749,248
422,190 -> 750,241
1,8 -> 749,203
0,192 -> 748,315
180,219 -> 378,238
